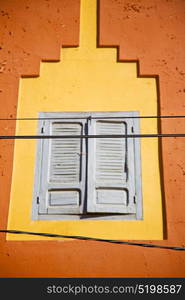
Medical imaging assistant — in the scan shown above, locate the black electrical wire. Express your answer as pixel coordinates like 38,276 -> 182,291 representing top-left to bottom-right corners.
0,115 -> 185,121
0,134 -> 185,140
0,229 -> 185,251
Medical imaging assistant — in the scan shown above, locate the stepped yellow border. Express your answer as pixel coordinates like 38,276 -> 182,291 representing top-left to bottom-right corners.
7,0 -> 163,240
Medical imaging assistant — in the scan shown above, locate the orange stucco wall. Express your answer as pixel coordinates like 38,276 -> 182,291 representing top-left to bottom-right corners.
0,0 -> 185,277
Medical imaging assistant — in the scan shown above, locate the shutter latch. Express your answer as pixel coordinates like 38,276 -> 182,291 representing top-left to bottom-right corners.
41,121 -> 45,134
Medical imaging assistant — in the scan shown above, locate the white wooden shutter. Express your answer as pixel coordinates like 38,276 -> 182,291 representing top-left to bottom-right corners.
38,119 -> 86,215
87,117 -> 136,214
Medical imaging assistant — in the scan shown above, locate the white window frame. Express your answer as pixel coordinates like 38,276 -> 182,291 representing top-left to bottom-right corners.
32,112 -> 142,220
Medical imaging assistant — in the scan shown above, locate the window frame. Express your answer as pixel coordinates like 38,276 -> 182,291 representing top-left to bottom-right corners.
32,111 -> 143,220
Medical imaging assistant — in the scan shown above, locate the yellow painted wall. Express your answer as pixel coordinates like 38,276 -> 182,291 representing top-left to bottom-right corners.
7,0 -> 163,240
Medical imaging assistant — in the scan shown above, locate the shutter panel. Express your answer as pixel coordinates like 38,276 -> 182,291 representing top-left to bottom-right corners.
38,119 -> 86,215
87,117 -> 136,214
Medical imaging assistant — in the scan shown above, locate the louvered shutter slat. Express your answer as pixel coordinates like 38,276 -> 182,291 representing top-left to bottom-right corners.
96,121 -> 126,186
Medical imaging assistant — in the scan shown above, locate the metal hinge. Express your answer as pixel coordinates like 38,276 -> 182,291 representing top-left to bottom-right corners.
36,196 -> 40,204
